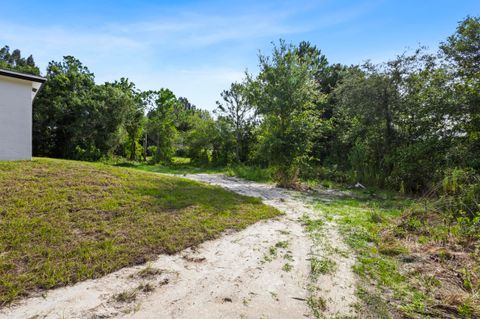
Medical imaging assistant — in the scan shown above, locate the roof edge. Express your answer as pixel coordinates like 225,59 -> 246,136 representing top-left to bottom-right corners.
0,68 -> 46,83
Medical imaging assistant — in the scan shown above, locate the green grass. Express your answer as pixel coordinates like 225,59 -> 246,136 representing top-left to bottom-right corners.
310,195 -> 428,317
225,164 -> 273,182
309,190 -> 480,318
310,257 -> 337,277
0,158 -> 280,305
111,157 -> 226,175
109,157 -> 274,183
282,263 -> 293,272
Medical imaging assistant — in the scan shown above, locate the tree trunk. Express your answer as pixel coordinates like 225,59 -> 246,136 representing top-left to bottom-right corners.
143,132 -> 148,162
235,131 -> 240,163
156,135 -> 161,162
129,130 -> 136,161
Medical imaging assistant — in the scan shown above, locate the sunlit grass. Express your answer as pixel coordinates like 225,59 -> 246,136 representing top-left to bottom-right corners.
309,191 -> 479,318
0,158 -> 280,305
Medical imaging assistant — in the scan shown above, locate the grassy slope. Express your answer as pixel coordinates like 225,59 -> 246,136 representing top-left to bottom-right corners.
0,158 -> 280,305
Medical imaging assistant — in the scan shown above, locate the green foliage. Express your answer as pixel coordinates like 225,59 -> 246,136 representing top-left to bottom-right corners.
332,51 -> 455,191
184,111 -> 217,165
441,16 -> 480,171
33,56 -> 95,158
441,16 -> 480,78
436,168 -> 480,219
33,56 -> 136,161
114,79 -> 145,161
225,164 -> 272,182
14,16 -> 480,197
145,89 -> 179,163
215,82 -> 255,163
246,40 -> 322,187
0,45 -> 40,75
329,16 -> 479,192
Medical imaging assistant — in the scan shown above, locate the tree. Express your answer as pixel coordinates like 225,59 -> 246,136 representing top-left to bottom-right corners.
109,78 -> 145,161
294,42 -> 347,168
33,56 -> 134,160
247,40 -> 320,187
174,97 -> 197,132
33,56 -> 96,158
0,45 -> 40,75
183,110 -> 217,165
146,89 -> 178,163
85,83 -> 134,158
334,63 -> 399,185
441,16 -> 480,78
332,50 -> 459,191
215,82 -> 254,163
441,16 -> 480,170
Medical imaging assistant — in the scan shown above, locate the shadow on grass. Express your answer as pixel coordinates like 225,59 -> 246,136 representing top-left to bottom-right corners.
113,162 -> 137,168
111,157 -> 225,175
111,158 -> 273,183
0,158 -> 280,306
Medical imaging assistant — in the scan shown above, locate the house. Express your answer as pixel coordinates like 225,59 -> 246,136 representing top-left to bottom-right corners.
0,69 -> 46,160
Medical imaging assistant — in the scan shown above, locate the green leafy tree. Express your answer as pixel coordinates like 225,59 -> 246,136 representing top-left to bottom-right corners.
185,110 -> 217,165
146,89 -> 178,163
247,40 -> 320,187
0,45 -> 40,75
215,82 -> 254,163
33,56 -> 96,158
110,78 -> 145,161
333,50 -> 459,191
334,63 -> 400,185
294,42 -> 347,169
175,97 -> 198,132
441,16 -> 480,170
33,56 -> 133,160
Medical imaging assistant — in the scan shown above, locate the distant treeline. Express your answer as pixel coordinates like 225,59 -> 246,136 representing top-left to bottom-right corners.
1,16 -> 478,194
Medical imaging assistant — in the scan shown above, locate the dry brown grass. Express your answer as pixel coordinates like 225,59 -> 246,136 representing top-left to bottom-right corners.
392,212 -> 480,318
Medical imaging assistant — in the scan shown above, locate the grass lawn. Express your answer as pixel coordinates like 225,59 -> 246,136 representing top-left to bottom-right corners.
115,158 -> 227,175
0,158 -> 280,306
111,157 -> 273,182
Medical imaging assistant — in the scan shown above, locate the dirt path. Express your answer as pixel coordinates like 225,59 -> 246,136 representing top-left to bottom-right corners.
0,174 -> 357,319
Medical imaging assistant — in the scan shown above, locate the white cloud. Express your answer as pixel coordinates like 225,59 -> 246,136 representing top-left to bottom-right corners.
0,22 -> 143,53
0,1 -> 378,111
114,67 -> 246,110
105,8 -> 312,48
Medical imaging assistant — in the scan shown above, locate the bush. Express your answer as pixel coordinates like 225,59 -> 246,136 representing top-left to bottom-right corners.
386,142 -> 444,193
452,214 -> 480,244
226,165 -> 272,182
437,168 -> 480,219
72,145 -> 102,161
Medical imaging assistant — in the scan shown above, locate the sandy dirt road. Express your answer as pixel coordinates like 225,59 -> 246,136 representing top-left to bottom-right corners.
0,174 -> 356,319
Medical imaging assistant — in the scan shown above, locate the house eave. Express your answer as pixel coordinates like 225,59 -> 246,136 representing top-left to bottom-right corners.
0,68 -> 46,83
0,68 -> 46,100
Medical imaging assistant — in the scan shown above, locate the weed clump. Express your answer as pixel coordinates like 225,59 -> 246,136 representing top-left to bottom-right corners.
114,289 -> 137,303
310,257 -> 336,277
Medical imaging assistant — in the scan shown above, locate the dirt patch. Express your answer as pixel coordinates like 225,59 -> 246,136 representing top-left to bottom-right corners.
0,174 -> 358,319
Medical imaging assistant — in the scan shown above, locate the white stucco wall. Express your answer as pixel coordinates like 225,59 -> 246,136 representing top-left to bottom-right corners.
0,76 -> 33,160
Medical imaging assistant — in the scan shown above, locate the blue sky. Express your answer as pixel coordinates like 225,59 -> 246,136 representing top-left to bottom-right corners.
1,0 -> 478,110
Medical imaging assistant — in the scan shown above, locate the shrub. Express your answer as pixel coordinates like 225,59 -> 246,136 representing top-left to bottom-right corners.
437,168 -> 480,219
226,164 -> 272,182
